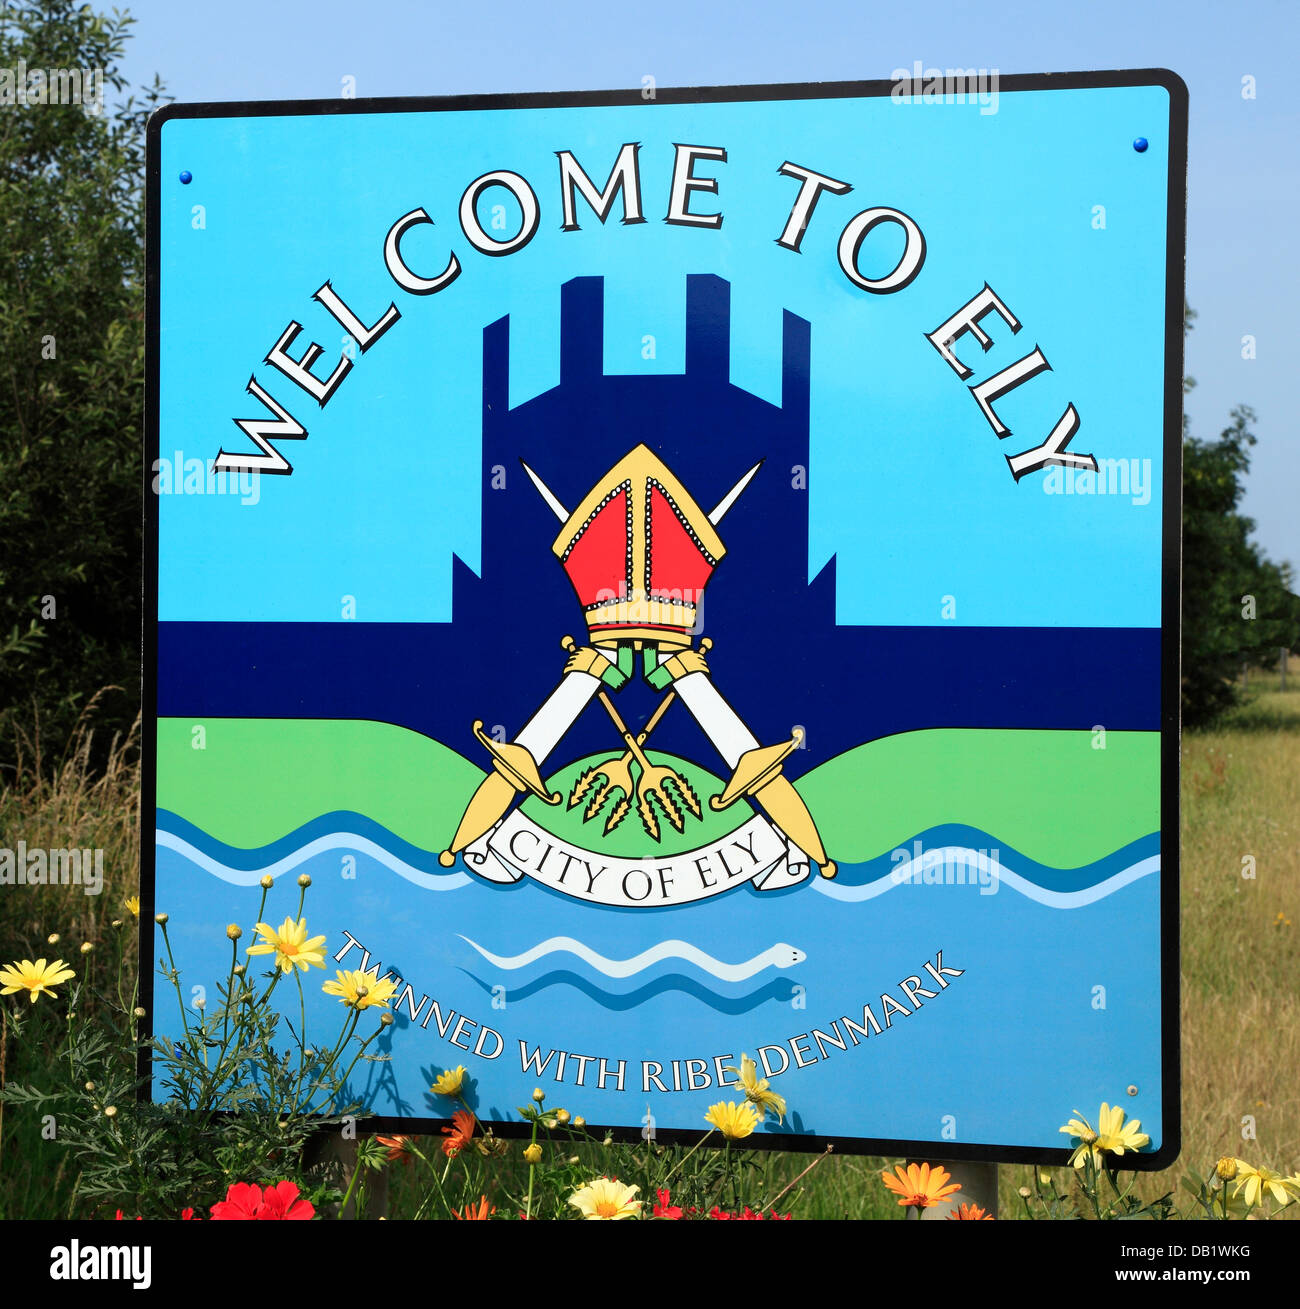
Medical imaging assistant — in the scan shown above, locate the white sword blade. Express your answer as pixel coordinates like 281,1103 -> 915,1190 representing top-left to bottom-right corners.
520,460 -> 570,522
708,460 -> 763,525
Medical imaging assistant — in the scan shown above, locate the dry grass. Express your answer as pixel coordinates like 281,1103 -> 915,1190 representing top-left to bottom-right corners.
0,694 -> 141,963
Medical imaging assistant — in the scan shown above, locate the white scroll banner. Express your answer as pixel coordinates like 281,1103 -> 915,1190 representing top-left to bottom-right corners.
464,809 -> 810,906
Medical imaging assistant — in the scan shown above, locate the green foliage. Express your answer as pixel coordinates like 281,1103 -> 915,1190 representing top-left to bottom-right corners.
0,884 -> 382,1219
1182,404 -> 1299,727
0,1 -> 165,775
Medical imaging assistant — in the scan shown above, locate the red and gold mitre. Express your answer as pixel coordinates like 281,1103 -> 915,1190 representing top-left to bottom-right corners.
552,445 -> 725,651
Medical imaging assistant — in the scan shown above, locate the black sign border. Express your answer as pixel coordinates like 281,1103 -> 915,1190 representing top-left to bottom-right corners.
142,69 -> 1187,1169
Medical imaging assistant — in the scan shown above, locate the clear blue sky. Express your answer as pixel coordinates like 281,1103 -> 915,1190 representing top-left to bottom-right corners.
119,0 -> 1298,571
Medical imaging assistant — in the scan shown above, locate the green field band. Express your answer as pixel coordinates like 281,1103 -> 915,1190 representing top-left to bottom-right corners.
156,719 -> 1158,871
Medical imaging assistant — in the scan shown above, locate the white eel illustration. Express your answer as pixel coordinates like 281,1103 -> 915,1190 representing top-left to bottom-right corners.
459,935 -> 805,982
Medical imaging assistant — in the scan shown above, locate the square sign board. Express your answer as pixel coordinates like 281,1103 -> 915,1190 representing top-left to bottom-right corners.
145,71 -> 1185,1163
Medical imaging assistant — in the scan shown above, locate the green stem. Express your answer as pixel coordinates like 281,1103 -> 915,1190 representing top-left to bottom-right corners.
662,1128 -> 714,1188
525,1117 -> 539,1220
221,937 -> 238,1048
158,922 -> 192,1044
329,1016 -> 380,1108
409,1142 -> 454,1220
339,1155 -> 362,1219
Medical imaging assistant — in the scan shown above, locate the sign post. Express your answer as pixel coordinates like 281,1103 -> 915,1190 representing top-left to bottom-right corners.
145,71 -> 1186,1165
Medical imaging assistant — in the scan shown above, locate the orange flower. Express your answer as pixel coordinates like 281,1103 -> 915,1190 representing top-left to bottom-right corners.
881,1162 -> 961,1210
455,1195 -> 495,1220
947,1202 -> 993,1220
441,1108 -> 476,1157
377,1134 -> 413,1164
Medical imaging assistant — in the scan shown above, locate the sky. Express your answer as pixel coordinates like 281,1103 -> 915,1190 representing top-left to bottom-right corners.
117,0 -> 1299,571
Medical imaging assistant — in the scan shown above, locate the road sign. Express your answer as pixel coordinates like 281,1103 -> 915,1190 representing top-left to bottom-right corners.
145,70 -> 1185,1162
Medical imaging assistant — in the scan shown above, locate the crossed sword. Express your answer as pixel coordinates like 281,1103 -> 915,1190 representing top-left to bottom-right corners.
437,462 -> 837,878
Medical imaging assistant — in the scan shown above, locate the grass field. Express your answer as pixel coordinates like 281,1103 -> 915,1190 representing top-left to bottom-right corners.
1,678 -> 1297,1220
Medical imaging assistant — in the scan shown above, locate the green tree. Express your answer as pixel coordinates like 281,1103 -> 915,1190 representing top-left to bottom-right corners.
0,1 -> 163,770
1181,309 -> 1299,725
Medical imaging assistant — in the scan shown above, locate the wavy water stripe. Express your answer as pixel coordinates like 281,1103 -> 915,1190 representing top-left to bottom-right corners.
825,825 -> 1160,891
812,852 -> 1160,907
157,808 -> 1159,897
461,969 -> 798,1013
155,828 -> 471,891
458,934 -> 805,981
156,809 -> 456,875
156,817 -> 1158,909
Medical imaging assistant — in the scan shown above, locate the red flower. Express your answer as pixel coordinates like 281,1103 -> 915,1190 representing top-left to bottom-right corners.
210,1182 -> 264,1220
454,1196 -> 495,1220
258,1181 -> 314,1220
180,1208 -> 198,1220
210,1180 -> 314,1221
947,1202 -> 993,1221
377,1134 -> 414,1164
114,1210 -> 142,1220
707,1204 -> 791,1221
653,1188 -> 683,1219
441,1109 -> 476,1158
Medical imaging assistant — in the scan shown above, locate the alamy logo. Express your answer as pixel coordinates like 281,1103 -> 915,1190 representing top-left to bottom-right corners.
890,62 -> 999,115
1042,457 -> 1152,505
890,841 -> 1001,895
49,1241 -> 151,1290
0,61 -> 104,115
0,842 -> 104,896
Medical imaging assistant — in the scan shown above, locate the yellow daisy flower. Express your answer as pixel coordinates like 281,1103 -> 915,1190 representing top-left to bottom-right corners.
431,1065 -> 467,1097
1232,1162 -> 1295,1209
882,1161 -> 962,1209
1060,1103 -> 1148,1168
246,917 -> 327,974
320,968 -> 397,1010
723,1053 -> 786,1123
568,1177 -> 641,1220
124,896 -> 140,919
1095,1102 -> 1150,1158
704,1100 -> 760,1140
0,957 -> 76,1004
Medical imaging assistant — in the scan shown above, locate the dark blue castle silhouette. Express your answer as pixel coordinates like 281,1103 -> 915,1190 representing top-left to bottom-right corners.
448,272 -> 837,775
158,276 -> 1160,779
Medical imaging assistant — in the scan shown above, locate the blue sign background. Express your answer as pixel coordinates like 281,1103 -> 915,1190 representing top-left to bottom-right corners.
156,86 -> 1170,627
146,77 -> 1182,1163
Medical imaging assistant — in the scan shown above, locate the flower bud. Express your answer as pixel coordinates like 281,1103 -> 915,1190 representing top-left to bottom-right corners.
47,933 -> 60,945
523,1143 -> 543,1165
532,1087 -> 545,1102
85,1081 -> 95,1092
154,912 -> 169,925
134,1006 -> 147,1018
1216,1156 -> 1239,1181
80,942 -> 94,954
555,1108 -> 571,1125
380,1012 -> 394,1026
573,1116 -> 586,1128
111,919 -> 124,928
1018,1185 -> 1032,1198
297,873 -> 312,888
233,964 -> 245,976
226,923 -> 242,940
104,1105 -> 118,1118
260,874 -> 274,889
